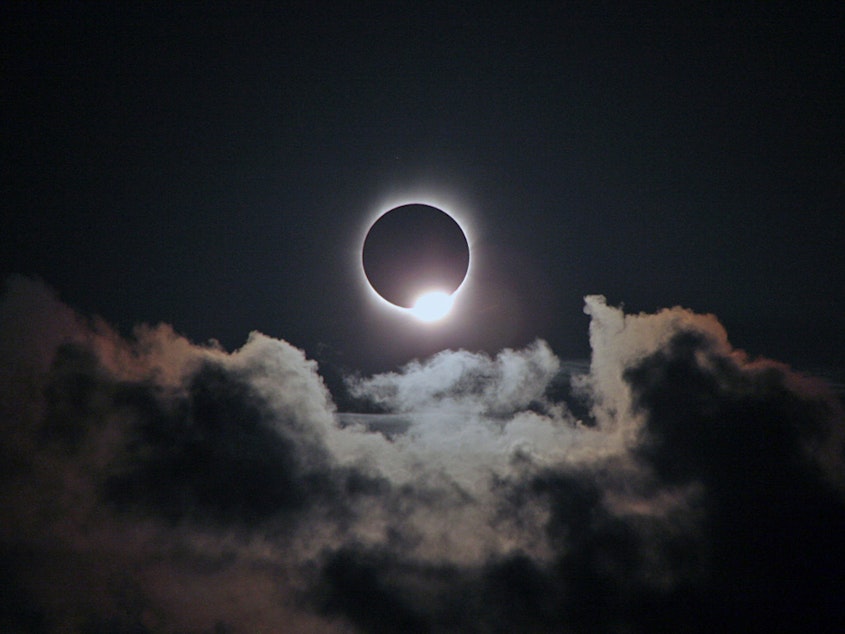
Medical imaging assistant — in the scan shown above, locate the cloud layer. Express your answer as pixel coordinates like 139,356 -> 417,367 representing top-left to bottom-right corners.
1,276 -> 843,633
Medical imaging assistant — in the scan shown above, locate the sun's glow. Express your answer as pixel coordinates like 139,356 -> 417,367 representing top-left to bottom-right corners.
409,291 -> 454,322
357,189 -> 477,319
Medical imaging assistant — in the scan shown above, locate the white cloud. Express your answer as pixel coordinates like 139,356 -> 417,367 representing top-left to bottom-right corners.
1,277 -> 842,632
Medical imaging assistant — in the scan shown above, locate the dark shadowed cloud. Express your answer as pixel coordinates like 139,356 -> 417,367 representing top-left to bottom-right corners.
1,276 -> 843,633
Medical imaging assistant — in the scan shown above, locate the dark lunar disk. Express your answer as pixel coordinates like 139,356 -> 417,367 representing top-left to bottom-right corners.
362,204 -> 469,308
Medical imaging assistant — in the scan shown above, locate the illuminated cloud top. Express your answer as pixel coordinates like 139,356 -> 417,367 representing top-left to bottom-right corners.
1,277 -> 843,632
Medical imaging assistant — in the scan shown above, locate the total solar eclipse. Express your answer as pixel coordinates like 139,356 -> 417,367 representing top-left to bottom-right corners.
362,203 -> 470,321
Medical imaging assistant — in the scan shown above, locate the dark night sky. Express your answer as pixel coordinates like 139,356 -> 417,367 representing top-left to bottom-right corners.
2,4 -> 845,633
4,2 -> 843,371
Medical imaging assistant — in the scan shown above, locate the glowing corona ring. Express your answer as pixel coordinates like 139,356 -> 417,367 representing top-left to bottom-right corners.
360,196 -> 473,323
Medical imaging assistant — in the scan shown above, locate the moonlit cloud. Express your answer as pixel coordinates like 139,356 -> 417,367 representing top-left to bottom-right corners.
1,276 -> 843,632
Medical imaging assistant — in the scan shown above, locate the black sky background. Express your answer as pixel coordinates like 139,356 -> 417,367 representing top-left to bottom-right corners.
4,2 -> 843,373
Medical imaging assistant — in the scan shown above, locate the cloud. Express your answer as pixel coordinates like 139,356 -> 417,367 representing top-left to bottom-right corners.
347,340 -> 561,417
1,277 -> 843,632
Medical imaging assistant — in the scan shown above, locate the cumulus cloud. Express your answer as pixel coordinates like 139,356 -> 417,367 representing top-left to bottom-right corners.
347,341 -> 561,417
1,277 -> 843,632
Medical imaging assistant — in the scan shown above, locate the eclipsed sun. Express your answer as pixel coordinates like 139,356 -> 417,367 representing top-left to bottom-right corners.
362,203 -> 470,323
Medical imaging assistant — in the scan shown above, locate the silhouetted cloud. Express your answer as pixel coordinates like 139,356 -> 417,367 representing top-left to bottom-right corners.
1,277 -> 842,632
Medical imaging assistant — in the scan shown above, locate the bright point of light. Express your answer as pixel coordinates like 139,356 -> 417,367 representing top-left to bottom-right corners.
409,291 -> 454,322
